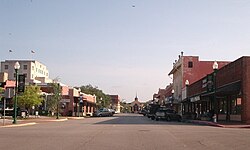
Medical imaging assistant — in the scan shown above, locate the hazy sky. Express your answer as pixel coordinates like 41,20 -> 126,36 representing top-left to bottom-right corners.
1,0 -> 250,102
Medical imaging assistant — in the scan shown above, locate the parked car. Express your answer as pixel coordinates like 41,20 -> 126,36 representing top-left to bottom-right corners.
108,109 -> 115,114
93,108 -> 113,117
140,109 -> 148,116
154,107 -> 169,121
147,104 -> 160,120
154,108 -> 182,121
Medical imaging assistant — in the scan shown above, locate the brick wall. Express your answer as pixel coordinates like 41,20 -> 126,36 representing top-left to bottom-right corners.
242,57 -> 250,123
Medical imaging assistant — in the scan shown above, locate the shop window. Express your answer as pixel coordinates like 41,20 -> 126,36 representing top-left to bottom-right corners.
219,99 -> 227,114
188,61 -> 193,68
231,98 -> 241,115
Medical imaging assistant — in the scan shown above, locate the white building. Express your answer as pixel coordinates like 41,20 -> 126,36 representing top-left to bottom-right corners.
0,60 -> 52,84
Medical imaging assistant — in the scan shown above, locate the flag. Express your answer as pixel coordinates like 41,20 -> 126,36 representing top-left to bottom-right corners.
31,50 -> 35,53
9,49 -> 13,52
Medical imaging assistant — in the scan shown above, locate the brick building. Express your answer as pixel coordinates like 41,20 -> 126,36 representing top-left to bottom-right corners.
109,95 -> 121,113
168,52 -> 230,113
153,84 -> 173,107
40,84 -> 97,117
60,88 -> 96,117
184,56 -> 250,123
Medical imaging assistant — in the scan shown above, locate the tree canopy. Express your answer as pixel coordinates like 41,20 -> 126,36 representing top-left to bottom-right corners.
47,83 -> 62,113
0,87 -> 4,102
77,84 -> 110,108
17,85 -> 43,109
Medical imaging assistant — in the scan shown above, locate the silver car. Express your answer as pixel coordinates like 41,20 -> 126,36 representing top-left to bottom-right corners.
93,108 -> 113,117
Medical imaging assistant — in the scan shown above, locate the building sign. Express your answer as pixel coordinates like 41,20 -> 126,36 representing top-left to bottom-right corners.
202,74 -> 214,92
202,78 -> 207,89
60,99 -> 70,103
190,96 -> 200,102
207,74 -> 214,92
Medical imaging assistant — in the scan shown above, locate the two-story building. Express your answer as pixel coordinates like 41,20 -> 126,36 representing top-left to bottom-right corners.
183,56 -> 250,123
168,52 -> 229,114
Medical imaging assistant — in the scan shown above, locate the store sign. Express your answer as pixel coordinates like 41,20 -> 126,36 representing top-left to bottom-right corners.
190,96 -> 200,102
60,99 -> 70,103
207,74 -> 214,92
202,78 -> 207,88
202,74 -> 214,92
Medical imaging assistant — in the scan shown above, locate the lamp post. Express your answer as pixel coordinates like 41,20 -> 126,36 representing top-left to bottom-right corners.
171,89 -> 174,109
100,97 -> 104,108
79,95 -> 83,117
185,80 -> 189,115
13,61 -> 20,124
56,84 -> 60,119
213,61 -> 218,122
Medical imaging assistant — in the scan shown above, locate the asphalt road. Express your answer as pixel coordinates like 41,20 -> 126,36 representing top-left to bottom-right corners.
0,113 -> 250,150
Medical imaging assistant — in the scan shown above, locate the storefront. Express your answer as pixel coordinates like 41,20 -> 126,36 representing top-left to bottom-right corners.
185,57 -> 250,123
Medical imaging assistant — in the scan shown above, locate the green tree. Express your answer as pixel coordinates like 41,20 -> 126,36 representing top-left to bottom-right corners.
0,87 -> 4,102
17,85 -> 43,109
120,101 -> 131,113
47,82 -> 61,118
77,84 -> 110,108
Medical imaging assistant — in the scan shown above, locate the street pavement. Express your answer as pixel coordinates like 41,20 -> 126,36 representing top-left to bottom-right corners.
0,113 -> 250,150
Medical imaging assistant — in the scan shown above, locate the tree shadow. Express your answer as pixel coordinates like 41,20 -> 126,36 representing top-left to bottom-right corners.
94,114 -> 196,126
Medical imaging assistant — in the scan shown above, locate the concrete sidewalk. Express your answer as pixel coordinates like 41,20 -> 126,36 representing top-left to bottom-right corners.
0,116 -> 84,127
184,119 -> 250,128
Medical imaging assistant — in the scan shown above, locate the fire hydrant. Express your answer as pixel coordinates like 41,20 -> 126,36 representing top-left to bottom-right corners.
212,115 -> 217,123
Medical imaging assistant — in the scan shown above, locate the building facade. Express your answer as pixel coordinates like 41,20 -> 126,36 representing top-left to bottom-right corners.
184,56 -> 250,123
168,52 -> 230,113
1,60 -> 51,84
130,96 -> 142,113
109,95 -> 121,113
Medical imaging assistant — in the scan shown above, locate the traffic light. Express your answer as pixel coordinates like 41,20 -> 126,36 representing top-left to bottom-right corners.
18,74 -> 26,92
0,82 -> 6,88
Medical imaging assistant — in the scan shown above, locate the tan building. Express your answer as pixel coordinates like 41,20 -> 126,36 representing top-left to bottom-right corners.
0,60 -> 51,84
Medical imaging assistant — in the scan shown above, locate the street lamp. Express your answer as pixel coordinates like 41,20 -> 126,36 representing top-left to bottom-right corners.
171,89 -> 174,108
213,61 -> 218,122
13,61 -> 20,124
100,97 -> 104,108
184,80 -> 189,115
78,95 -> 83,117
56,84 -> 60,119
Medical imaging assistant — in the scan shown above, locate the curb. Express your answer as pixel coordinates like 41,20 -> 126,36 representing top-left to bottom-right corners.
1,122 -> 37,128
183,120 -> 250,128
184,120 -> 224,127
45,118 -> 68,122
67,117 -> 85,120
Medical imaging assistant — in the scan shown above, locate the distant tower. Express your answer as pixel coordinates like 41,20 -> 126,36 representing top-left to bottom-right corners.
130,92 -> 141,113
135,92 -> 138,101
